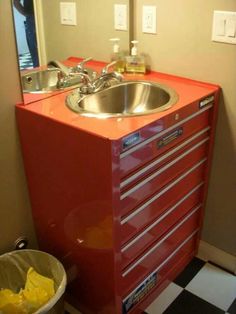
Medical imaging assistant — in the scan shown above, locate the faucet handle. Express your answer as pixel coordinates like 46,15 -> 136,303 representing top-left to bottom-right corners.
101,61 -> 117,75
77,57 -> 93,72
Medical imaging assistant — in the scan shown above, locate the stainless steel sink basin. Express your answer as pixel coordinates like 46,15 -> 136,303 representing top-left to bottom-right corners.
21,68 -> 83,93
66,81 -> 178,117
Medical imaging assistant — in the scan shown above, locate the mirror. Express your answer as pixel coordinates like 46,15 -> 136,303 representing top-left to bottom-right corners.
12,0 -> 133,104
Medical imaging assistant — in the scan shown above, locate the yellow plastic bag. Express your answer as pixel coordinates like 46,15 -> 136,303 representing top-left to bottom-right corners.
0,289 -> 26,314
0,267 -> 55,314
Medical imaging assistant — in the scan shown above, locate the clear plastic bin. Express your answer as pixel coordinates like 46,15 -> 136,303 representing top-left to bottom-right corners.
0,249 -> 67,313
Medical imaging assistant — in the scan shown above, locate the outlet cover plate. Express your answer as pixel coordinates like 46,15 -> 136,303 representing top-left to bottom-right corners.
114,4 -> 128,31
60,2 -> 77,26
142,5 -> 157,34
212,10 -> 236,44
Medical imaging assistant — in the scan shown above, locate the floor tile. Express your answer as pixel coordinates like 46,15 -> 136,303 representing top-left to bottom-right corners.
185,263 -> 236,311
146,283 -> 183,314
163,290 -> 224,314
173,257 -> 206,288
228,298 -> 236,314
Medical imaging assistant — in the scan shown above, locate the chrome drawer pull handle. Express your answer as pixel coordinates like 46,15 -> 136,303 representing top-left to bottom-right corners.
122,206 -> 200,277
120,105 -> 212,159
121,183 -> 203,252
121,158 -> 207,225
120,127 -> 210,189
121,139 -> 209,200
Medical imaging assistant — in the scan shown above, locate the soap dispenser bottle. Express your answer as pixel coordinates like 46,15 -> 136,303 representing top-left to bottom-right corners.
125,40 -> 146,74
109,38 -> 125,73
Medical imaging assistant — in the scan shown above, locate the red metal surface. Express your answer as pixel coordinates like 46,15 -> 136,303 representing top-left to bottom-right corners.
121,165 -> 205,245
120,141 -> 208,216
16,61 -> 220,313
128,235 -> 197,314
121,209 -> 200,293
120,108 -> 210,178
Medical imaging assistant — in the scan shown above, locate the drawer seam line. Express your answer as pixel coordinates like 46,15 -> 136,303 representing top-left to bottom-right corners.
120,104 -> 212,159
120,126 -> 210,188
122,206 -> 200,277
120,138 -> 209,200
121,183 -> 204,252
121,158 -> 207,225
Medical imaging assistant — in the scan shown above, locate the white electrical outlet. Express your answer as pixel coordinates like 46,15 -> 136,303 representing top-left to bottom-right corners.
142,5 -> 157,34
60,2 -> 77,26
114,4 -> 128,31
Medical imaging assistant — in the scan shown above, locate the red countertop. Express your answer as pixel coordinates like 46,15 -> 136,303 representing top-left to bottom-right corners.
17,57 -> 220,140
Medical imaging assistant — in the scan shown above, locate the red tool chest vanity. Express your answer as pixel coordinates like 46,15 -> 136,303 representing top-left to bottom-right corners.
16,64 -> 220,314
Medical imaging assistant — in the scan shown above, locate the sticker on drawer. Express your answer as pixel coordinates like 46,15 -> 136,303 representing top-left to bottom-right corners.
157,127 -> 183,149
122,132 -> 141,150
122,271 -> 158,313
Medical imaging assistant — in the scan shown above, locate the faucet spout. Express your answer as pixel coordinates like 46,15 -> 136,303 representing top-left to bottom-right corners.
92,71 -> 123,92
101,61 -> 117,75
47,60 -> 71,76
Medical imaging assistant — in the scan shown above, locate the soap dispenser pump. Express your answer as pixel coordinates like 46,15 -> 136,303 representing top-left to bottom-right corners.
109,38 -> 125,73
131,40 -> 138,56
126,40 -> 146,74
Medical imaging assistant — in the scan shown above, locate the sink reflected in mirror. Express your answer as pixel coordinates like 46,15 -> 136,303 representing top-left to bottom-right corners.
66,81 -> 179,118
21,68 -> 84,93
12,0 -> 133,103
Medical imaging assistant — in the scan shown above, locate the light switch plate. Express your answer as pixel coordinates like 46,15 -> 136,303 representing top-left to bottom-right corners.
142,5 -> 157,34
114,4 -> 128,31
60,2 -> 77,26
212,10 -> 236,44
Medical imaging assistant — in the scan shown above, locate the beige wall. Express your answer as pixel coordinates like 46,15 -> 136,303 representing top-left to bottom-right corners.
135,0 -> 236,255
0,1 -> 37,254
42,0 -> 131,63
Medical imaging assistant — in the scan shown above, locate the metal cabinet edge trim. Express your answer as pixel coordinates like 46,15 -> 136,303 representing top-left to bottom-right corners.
121,158 -> 207,225
121,183 -> 204,252
122,206 -> 200,277
120,105 -> 213,159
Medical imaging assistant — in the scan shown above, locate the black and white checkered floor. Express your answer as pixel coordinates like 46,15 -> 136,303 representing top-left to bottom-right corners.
145,257 -> 236,314
19,52 -> 33,70
65,257 -> 236,314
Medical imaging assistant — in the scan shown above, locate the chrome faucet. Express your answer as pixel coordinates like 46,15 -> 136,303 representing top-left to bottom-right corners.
47,57 -> 97,89
92,71 -> 123,93
47,60 -> 71,76
101,60 -> 117,75
50,59 -> 123,94
78,62 -> 123,94
73,57 -> 93,73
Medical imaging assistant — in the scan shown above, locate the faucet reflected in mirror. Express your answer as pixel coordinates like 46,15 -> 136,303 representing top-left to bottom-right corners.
11,0 -> 133,104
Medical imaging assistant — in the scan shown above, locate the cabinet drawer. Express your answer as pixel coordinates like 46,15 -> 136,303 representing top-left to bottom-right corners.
121,162 -> 205,244
121,193 -> 202,269
120,107 -> 211,179
122,232 -> 197,313
120,135 -> 208,217
120,130 -> 209,191
121,208 -> 200,291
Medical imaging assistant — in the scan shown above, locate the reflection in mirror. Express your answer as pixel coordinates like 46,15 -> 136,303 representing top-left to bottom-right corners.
12,0 -> 133,104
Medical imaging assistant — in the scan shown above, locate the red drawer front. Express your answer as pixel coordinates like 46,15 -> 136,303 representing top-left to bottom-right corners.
120,131 -> 208,193
124,233 -> 197,313
120,108 -> 211,179
122,226 -> 198,298
121,190 -> 202,269
120,137 -> 208,217
121,162 -> 205,245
